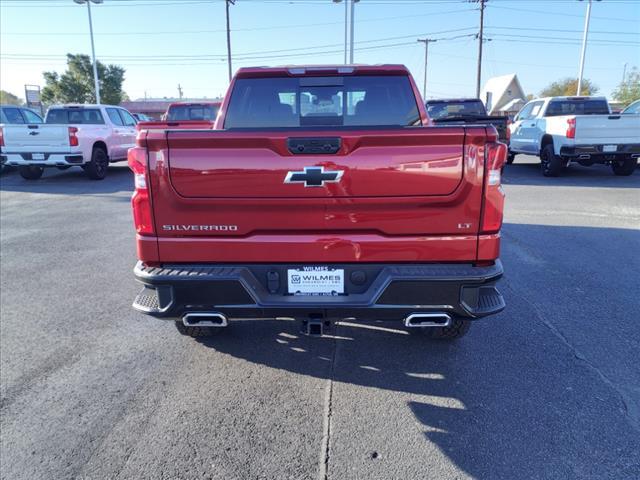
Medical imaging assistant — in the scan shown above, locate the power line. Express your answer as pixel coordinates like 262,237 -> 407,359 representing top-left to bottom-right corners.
0,7 -> 477,35
487,3 -> 640,23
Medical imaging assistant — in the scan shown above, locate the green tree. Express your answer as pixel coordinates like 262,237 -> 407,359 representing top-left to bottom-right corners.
41,54 -> 125,105
612,67 -> 640,107
540,77 -> 599,97
0,90 -> 23,106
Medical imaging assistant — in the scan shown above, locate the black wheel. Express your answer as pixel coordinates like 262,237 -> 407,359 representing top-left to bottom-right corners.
540,144 -> 562,177
175,321 -> 222,338
506,151 -> 516,165
411,316 -> 472,340
84,147 -> 108,180
18,165 -> 44,180
611,157 -> 637,176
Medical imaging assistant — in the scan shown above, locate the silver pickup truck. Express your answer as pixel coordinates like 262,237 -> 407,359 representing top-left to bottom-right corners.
0,104 -> 137,180
508,96 -> 640,176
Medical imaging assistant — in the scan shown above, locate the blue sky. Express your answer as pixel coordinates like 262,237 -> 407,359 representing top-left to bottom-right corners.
1,0 -> 639,101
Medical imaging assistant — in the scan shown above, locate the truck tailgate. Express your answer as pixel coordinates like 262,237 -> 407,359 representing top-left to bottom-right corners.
143,126 -> 490,251
575,115 -> 640,144
166,129 -> 464,198
1,124 -> 70,151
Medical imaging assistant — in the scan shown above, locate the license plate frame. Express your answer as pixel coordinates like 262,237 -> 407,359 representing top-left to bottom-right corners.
32,153 -> 45,160
287,267 -> 345,296
603,145 -> 617,153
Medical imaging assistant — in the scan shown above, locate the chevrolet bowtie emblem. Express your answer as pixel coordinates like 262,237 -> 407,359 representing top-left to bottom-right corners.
284,166 -> 344,187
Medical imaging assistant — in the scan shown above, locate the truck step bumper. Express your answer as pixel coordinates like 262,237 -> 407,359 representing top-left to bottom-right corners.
2,152 -> 85,166
132,260 -> 505,322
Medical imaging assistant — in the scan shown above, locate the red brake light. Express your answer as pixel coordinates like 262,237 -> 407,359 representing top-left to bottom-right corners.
566,117 -> 576,139
68,126 -> 79,147
480,142 -> 507,234
128,146 -> 155,235
0,126 -> 4,147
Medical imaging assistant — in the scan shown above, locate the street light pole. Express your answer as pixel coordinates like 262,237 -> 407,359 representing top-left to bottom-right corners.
349,0 -> 360,64
576,0 -> 593,96
74,0 -> 102,104
226,0 -> 235,83
332,0 -> 348,64
344,0 -> 348,64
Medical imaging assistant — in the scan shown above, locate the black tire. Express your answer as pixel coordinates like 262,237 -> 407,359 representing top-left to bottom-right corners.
611,157 -> 637,176
174,321 -> 222,338
18,165 -> 44,180
84,147 -> 108,180
411,316 -> 472,340
506,151 -> 516,165
540,144 -> 562,177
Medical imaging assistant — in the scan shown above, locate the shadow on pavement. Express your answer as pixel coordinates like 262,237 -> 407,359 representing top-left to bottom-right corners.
503,155 -> 639,188
192,223 -> 640,478
194,314 -> 638,478
0,164 -> 132,196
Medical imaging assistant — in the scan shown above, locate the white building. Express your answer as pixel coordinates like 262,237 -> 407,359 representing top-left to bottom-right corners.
480,74 -> 526,116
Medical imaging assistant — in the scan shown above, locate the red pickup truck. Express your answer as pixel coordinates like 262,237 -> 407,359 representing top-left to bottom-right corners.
129,65 -> 506,340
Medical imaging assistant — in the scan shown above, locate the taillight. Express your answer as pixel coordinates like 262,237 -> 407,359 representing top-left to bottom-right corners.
0,126 -> 4,147
128,146 -> 154,235
505,119 -> 511,142
480,142 -> 507,234
566,117 -> 576,139
68,127 -> 79,147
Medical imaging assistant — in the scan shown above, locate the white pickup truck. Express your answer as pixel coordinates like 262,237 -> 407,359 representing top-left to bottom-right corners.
0,104 -> 137,180
508,96 -> 640,176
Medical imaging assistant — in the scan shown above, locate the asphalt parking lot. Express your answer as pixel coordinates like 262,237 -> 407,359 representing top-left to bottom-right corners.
1,155 -> 639,480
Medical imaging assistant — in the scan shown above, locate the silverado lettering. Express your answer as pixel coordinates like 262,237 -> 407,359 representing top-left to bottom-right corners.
130,64 -> 507,340
162,225 -> 239,231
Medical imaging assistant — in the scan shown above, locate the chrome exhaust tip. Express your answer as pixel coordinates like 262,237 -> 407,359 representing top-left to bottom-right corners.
182,312 -> 228,328
404,313 -> 452,328
578,154 -> 591,160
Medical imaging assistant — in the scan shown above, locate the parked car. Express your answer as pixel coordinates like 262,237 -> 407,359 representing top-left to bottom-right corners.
136,102 -> 222,131
509,96 -> 640,176
130,65 -> 506,340
425,98 -> 510,158
1,106 -> 44,173
166,102 -> 220,123
0,105 -> 44,124
621,99 -> 640,115
132,112 -> 152,122
0,104 -> 137,180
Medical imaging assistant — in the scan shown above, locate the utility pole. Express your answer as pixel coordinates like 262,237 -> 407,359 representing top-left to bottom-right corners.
474,0 -> 487,98
178,84 -> 183,99
226,0 -> 235,83
417,39 -> 436,99
349,0 -> 360,64
622,63 -> 628,85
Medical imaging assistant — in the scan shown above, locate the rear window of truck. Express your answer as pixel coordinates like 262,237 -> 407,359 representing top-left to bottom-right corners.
426,100 -> 486,119
224,75 -> 421,128
168,105 -> 219,121
545,99 -> 610,117
46,108 -> 105,124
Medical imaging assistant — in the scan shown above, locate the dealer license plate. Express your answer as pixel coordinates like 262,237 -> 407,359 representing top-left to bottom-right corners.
603,145 -> 617,153
287,267 -> 344,295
